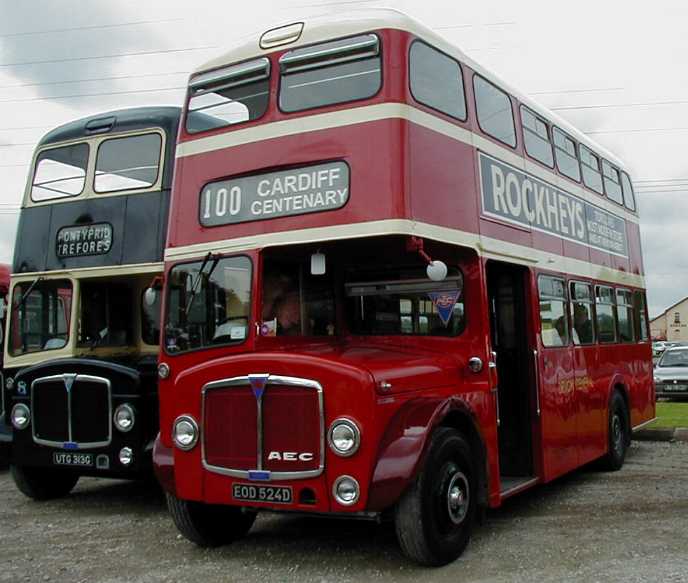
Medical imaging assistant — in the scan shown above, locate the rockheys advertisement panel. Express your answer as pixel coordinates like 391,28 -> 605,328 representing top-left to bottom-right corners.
479,152 -> 628,257
200,161 -> 350,227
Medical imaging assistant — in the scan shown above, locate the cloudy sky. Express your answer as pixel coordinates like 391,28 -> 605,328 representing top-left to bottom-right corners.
1,0 -> 686,316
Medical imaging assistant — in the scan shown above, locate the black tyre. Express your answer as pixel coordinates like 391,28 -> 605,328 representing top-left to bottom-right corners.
599,391 -> 630,471
166,493 -> 256,547
10,465 -> 79,500
394,427 -> 477,566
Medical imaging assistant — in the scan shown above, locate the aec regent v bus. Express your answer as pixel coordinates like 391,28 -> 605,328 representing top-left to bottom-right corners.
154,10 -> 654,566
2,107 -> 180,499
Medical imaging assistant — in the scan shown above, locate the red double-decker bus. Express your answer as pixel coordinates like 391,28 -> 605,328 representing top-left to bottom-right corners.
155,10 -> 654,565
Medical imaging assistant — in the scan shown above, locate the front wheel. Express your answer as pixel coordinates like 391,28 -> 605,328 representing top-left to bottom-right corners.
394,428 -> 477,566
10,465 -> 79,500
599,391 -> 630,471
166,493 -> 256,547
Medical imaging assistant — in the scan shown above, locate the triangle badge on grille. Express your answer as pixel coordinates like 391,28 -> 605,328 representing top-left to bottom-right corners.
248,374 -> 269,400
63,374 -> 77,393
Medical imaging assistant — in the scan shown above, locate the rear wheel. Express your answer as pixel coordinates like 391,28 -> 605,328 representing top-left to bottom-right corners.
394,428 -> 477,566
10,465 -> 79,500
166,493 -> 256,547
599,391 -> 630,471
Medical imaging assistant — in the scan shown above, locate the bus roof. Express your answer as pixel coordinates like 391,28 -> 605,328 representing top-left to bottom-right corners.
38,106 -> 181,148
193,8 -> 627,171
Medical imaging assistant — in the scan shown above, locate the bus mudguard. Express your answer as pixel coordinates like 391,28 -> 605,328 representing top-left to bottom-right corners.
366,394 -> 487,512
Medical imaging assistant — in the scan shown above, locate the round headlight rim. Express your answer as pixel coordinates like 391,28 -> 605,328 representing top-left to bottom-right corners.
332,474 -> 360,506
172,414 -> 199,451
327,417 -> 361,458
158,362 -> 171,380
11,403 -> 30,430
113,403 -> 136,433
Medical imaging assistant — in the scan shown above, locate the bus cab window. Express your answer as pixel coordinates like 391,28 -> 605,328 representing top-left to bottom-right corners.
79,282 -> 132,347
595,285 -> 617,343
9,280 -> 72,355
165,256 -> 252,352
539,276 -> 568,347
261,259 -> 336,337
346,270 -> 465,337
570,282 -> 595,345
634,291 -> 649,341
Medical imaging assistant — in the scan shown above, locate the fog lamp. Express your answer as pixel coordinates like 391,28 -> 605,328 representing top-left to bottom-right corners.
328,418 -> 360,457
333,475 -> 360,506
119,447 -> 134,466
114,404 -> 135,432
11,403 -> 30,430
173,415 -> 199,451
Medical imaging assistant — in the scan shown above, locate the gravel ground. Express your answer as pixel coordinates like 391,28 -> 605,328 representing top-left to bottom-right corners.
1,440 -> 687,583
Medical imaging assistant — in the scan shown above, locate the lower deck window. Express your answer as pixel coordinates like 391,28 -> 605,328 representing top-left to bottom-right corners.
539,276 -> 568,347
596,285 -> 617,343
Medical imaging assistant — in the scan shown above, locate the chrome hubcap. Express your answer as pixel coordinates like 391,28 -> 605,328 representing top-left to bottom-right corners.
446,471 -> 470,525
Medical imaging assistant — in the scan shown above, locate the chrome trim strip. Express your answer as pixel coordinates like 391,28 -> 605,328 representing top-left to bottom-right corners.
30,374 -> 112,449
632,417 -> 658,432
201,374 -> 325,481
190,58 -> 270,92
280,34 -> 379,73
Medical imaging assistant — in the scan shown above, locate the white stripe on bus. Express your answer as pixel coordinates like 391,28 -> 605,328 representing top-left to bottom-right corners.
164,218 -> 645,289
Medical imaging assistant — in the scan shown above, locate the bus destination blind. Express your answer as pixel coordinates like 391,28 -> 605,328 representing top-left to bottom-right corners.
200,161 -> 350,227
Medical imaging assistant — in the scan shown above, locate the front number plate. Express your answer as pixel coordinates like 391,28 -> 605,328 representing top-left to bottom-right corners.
232,483 -> 293,504
53,452 -> 94,467
666,384 -> 688,392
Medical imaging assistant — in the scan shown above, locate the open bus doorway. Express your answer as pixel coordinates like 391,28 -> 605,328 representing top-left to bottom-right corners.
486,261 -> 536,491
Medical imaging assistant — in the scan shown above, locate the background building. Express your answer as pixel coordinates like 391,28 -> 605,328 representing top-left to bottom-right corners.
650,296 -> 688,340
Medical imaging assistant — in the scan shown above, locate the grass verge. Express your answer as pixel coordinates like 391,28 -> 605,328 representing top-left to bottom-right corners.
647,401 -> 688,429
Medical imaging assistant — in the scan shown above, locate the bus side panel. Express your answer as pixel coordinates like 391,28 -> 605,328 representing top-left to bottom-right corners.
629,342 -> 654,427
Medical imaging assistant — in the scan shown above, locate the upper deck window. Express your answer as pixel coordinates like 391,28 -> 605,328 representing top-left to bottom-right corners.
580,145 -> 603,194
621,172 -> 636,211
521,106 -> 553,167
552,128 -> 580,182
473,75 -> 516,147
279,34 -> 382,112
602,160 -> 624,205
94,133 -> 162,193
409,41 -> 466,121
186,58 -> 270,134
31,143 -> 89,202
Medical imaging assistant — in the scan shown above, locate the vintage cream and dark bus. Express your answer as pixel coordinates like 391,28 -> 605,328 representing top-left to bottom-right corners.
2,107 -> 180,499
155,10 -> 653,566
0,264 -> 9,465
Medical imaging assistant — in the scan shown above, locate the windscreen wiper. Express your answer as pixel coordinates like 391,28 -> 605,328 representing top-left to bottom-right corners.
15,276 -> 44,309
184,252 -> 220,317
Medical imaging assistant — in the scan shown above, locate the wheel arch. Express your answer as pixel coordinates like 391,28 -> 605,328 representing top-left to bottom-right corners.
366,396 -> 489,512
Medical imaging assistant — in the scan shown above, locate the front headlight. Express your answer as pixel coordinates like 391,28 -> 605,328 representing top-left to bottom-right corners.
173,415 -> 199,451
11,403 -> 30,430
328,418 -> 361,457
113,404 -> 135,432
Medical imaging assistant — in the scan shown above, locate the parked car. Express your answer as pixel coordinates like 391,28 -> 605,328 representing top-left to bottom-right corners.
654,346 -> 688,400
